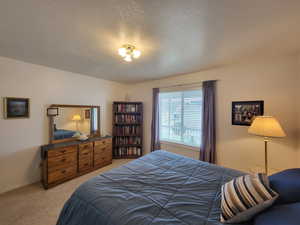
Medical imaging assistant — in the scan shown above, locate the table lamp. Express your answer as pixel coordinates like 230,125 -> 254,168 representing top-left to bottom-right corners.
248,116 -> 286,174
72,114 -> 81,131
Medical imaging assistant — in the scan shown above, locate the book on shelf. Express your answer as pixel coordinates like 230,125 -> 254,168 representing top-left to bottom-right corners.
114,147 -> 142,157
114,136 -> 141,145
115,114 -> 141,124
113,125 -> 141,136
114,103 -> 141,113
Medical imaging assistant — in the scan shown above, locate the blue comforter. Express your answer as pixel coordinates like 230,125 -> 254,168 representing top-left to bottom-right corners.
57,150 -> 251,225
54,129 -> 77,140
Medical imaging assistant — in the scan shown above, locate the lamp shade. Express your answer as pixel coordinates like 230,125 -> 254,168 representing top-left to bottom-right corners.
248,116 -> 286,138
72,114 -> 81,121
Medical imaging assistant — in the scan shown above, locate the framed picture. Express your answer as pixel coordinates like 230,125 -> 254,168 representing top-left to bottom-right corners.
47,107 -> 59,117
232,101 -> 264,126
85,109 -> 91,119
3,97 -> 30,119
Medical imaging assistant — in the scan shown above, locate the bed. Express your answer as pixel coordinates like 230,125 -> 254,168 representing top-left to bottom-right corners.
56,150 -> 251,225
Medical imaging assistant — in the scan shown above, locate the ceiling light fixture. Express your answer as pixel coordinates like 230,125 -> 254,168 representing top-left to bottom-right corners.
118,44 -> 141,62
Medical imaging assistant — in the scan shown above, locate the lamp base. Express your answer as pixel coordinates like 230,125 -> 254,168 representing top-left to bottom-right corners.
264,138 -> 269,174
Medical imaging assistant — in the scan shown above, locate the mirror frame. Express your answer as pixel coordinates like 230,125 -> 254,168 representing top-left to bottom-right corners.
49,104 -> 101,144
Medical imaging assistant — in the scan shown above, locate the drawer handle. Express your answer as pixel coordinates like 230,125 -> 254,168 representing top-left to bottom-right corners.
60,150 -> 66,154
83,152 -> 89,155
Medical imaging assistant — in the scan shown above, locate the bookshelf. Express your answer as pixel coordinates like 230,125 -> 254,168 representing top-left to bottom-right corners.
112,102 -> 143,158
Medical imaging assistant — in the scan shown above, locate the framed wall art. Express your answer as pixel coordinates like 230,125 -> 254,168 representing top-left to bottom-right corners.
3,97 -> 30,119
47,107 -> 59,117
85,109 -> 91,119
232,101 -> 264,126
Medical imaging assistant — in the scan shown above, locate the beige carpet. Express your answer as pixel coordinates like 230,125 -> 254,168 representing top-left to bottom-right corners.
0,159 -> 132,225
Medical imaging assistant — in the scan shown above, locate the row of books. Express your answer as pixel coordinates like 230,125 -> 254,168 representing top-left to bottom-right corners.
114,114 -> 141,124
114,136 -> 142,145
114,147 -> 142,157
115,104 -> 141,113
114,126 -> 141,136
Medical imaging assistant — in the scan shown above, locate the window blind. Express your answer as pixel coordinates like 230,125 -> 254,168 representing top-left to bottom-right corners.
159,89 -> 202,147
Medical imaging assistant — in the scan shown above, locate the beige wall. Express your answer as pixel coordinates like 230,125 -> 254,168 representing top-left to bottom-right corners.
0,56 -> 127,194
127,56 -> 299,174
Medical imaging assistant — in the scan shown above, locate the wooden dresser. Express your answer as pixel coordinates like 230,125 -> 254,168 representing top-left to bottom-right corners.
41,136 -> 112,189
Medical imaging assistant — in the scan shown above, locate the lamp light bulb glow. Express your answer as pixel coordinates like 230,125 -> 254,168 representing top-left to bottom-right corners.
124,55 -> 132,62
118,48 -> 126,57
133,50 -> 141,58
118,44 -> 141,62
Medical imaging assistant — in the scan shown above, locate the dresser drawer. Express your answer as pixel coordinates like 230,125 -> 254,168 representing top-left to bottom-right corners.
79,147 -> 92,157
94,154 -> 112,166
79,158 -> 93,172
48,145 -> 77,158
94,152 -> 112,161
94,145 -> 112,156
94,138 -> 112,147
79,142 -> 93,151
78,143 -> 92,170
48,165 -> 77,184
48,152 -> 77,172
79,146 -> 92,162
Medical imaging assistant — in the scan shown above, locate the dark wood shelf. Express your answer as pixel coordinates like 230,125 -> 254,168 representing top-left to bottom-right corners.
113,101 -> 142,104
114,112 -> 141,114
113,102 -> 143,159
113,134 -> 141,137
114,144 -> 142,147
113,155 -> 141,159
114,123 -> 141,126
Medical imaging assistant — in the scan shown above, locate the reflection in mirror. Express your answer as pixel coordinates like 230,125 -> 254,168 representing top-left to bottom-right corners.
49,105 -> 100,143
53,107 -> 91,140
91,107 -> 98,133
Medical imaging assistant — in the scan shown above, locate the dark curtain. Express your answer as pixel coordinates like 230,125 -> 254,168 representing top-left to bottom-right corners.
200,80 -> 216,163
151,88 -> 161,152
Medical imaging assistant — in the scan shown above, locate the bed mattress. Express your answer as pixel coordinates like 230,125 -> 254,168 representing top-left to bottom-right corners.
56,150 -> 251,225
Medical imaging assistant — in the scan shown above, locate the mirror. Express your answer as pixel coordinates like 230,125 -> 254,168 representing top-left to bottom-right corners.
48,105 -> 100,143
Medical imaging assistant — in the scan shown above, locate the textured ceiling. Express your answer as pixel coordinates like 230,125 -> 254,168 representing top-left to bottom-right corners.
0,0 -> 300,83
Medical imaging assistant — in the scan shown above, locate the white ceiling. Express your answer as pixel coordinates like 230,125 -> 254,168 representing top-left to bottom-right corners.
0,0 -> 300,83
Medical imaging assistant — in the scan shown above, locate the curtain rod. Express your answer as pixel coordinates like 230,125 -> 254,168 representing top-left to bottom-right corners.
157,80 -> 218,89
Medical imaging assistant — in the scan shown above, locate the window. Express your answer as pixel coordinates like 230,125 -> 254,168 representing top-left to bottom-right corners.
159,89 -> 202,147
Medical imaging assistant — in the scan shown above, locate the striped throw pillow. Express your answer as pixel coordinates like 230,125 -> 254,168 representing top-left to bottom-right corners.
220,173 -> 278,224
